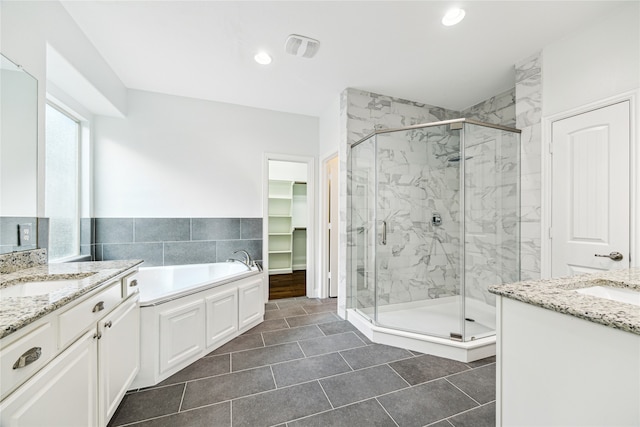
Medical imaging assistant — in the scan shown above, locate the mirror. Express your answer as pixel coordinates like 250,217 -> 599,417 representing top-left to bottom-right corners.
0,54 -> 38,254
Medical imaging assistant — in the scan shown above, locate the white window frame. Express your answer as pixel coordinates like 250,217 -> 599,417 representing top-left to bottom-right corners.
45,100 -> 85,263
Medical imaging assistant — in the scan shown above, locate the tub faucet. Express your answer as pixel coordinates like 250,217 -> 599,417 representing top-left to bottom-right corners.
233,249 -> 252,265
230,249 -> 262,271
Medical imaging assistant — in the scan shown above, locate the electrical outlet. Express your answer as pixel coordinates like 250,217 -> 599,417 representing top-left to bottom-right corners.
18,223 -> 33,246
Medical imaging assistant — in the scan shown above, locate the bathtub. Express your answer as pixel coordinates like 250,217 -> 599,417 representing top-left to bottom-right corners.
136,261 -> 259,306
131,262 -> 265,389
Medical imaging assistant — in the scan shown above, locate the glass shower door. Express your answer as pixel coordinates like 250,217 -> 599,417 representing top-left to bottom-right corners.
462,123 -> 520,341
374,125 -> 463,339
349,135 -> 376,322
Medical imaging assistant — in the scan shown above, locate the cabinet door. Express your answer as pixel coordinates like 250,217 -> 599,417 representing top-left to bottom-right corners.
205,288 -> 238,349
0,330 -> 98,427
238,278 -> 264,329
99,295 -> 140,426
159,299 -> 205,375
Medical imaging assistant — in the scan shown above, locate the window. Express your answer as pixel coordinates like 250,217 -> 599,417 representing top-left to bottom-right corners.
45,103 -> 80,261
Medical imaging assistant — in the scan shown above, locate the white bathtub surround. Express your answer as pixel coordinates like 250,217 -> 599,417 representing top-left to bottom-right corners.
131,262 -> 265,389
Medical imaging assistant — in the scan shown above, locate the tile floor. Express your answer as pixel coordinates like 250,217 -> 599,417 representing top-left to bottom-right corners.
109,297 -> 496,427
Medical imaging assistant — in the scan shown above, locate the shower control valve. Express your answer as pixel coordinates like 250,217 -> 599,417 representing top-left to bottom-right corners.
432,212 -> 442,227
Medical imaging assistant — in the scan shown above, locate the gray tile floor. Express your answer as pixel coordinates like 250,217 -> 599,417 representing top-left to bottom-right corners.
110,297 -> 496,427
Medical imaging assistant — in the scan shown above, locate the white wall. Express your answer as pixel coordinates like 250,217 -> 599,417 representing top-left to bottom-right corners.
268,160 -> 308,182
542,2 -> 640,116
0,0 -> 127,215
318,96 -> 341,160
94,89 -> 318,218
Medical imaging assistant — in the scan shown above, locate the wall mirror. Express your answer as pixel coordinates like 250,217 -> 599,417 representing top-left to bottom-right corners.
0,53 -> 38,254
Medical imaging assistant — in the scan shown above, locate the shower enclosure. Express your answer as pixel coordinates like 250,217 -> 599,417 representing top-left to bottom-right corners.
347,118 -> 520,361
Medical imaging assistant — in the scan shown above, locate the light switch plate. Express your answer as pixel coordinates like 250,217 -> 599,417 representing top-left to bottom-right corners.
18,223 -> 33,246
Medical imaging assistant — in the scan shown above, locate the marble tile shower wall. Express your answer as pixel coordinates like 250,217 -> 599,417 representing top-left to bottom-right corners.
344,87 -> 519,312
463,125 -> 520,306
461,88 -> 516,128
376,127 -> 462,307
344,88 -> 460,310
515,53 -> 543,281
83,218 -> 262,267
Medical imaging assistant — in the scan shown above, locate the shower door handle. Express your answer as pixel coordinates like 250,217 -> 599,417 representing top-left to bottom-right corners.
382,221 -> 387,245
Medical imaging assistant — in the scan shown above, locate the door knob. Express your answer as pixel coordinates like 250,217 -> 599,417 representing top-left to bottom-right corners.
594,252 -> 624,261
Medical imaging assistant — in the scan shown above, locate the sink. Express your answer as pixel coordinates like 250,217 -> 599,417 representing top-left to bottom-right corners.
0,273 -> 97,298
576,285 -> 640,307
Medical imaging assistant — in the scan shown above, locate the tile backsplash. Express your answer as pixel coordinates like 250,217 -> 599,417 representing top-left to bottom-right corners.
84,217 -> 262,267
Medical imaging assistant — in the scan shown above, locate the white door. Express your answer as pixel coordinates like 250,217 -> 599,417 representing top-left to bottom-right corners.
551,101 -> 630,276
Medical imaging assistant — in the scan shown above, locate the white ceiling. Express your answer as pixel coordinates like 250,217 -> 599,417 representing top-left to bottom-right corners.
61,1 -> 627,117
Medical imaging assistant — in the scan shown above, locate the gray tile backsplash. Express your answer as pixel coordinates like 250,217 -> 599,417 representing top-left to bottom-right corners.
240,218 -> 263,239
192,218 -> 241,240
164,241 -> 217,266
93,217 -> 262,266
0,216 -> 38,254
216,239 -> 262,263
101,242 -> 164,266
95,218 -> 134,243
135,218 -> 190,242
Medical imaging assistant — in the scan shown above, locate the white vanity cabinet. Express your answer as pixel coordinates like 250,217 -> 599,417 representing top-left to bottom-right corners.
0,268 -> 140,427
99,295 -> 140,425
0,329 -> 99,427
495,296 -> 640,426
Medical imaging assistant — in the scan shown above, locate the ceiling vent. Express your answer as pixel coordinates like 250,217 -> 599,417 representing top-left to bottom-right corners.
285,34 -> 320,59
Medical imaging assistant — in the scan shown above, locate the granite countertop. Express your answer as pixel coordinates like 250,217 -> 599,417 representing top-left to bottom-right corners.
489,268 -> 640,335
0,260 -> 143,340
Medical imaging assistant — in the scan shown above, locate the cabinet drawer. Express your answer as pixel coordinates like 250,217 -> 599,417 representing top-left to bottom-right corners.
0,321 -> 56,400
122,272 -> 139,298
58,281 -> 122,348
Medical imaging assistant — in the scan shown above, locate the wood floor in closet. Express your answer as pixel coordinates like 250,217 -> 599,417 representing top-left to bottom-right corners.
268,270 -> 306,299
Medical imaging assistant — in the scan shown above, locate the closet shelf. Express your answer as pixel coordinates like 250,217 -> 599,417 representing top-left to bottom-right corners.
268,179 -> 307,275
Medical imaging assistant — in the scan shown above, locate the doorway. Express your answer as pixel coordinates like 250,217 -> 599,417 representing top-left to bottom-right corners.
264,156 -> 315,300
549,101 -> 631,276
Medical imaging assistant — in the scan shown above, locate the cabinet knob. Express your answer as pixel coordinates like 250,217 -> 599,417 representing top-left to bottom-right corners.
104,321 -> 113,328
92,301 -> 105,313
93,331 -> 102,340
129,279 -> 138,287
13,347 -> 42,369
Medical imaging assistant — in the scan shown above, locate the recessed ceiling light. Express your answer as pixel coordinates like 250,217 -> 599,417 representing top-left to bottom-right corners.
442,7 -> 466,26
254,51 -> 272,65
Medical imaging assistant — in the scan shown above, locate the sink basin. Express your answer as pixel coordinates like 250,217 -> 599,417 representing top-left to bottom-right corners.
576,286 -> 640,307
0,273 -> 97,298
